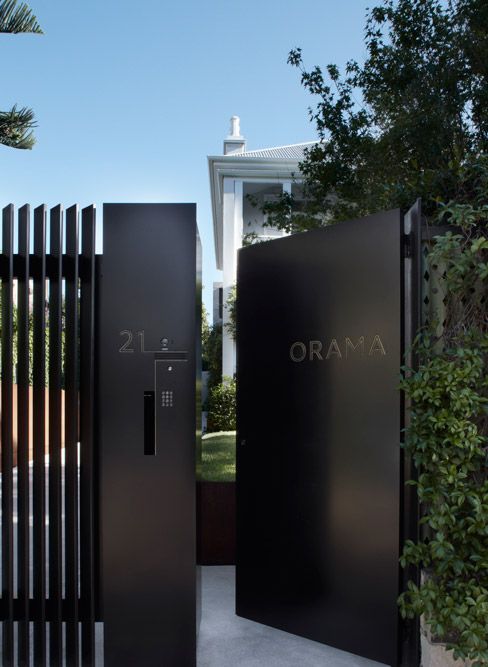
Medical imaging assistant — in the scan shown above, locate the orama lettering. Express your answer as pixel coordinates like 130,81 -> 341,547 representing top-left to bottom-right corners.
289,335 -> 387,362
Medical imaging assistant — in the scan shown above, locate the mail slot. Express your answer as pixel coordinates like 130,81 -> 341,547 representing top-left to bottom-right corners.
97,204 -> 201,667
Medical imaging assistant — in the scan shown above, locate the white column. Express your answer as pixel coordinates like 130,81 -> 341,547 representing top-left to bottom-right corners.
233,180 -> 244,268
222,178 -> 243,380
230,180 -> 243,376
222,176 -> 235,289
282,181 -> 292,237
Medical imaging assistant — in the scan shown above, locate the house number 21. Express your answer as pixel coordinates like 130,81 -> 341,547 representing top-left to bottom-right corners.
118,330 -> 169,353
119,330 -> 145,353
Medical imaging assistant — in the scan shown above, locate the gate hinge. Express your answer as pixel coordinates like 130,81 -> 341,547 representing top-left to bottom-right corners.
404,233 -> 413,258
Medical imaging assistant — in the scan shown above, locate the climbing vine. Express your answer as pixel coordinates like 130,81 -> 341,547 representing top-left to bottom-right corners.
399,174 -> 488,665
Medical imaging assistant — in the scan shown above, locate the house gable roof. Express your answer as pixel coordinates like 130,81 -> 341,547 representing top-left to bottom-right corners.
236,141 -> 316,160
208,141 -> 317,269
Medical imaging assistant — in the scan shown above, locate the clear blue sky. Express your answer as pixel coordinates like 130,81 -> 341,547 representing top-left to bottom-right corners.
0,0 -> 371,317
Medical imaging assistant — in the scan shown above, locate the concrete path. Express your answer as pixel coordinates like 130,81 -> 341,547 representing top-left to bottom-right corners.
197,566 -> 386,667
2,461 -> 387,665
0,565 -> 386,666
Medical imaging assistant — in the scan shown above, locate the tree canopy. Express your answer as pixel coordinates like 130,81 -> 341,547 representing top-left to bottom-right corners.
0,0 -> 43,149
265,0 -> 488,231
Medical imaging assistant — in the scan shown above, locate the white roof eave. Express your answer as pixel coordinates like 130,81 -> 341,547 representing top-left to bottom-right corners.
208,154 -> 305,270
208,156 -> 223,271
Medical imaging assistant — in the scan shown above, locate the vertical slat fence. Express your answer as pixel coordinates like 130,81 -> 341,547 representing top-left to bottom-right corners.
2,205 -> 14,665
0,203 -> 98,666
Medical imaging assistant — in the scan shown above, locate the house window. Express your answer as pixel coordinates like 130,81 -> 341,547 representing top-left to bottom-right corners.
263,194 -> 284,237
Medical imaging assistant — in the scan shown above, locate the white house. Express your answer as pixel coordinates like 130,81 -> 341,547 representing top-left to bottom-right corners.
208,116 -> 314,378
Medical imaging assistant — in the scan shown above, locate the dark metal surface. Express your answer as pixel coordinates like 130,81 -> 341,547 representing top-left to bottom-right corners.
0,202 -> 198,664
144,391 -> 156,454
33,205 -> 47,666
400,201 -> 422,667
236,210 -> 405,667
195,229 -> 203,637
98,204 -> 199,667
80,205 -> 97,665
0,204 -> 99,665
17,205 -> 30,667
2,205 -> 14,665
65,205 -> 80,666
49,205 -> 64,666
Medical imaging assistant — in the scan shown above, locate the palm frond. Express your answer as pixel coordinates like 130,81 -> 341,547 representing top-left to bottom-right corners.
0,0 -> 42,34
0,105 -> 36,149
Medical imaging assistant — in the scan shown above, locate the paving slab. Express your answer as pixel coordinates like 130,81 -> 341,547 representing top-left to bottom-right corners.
197,566 -> 387,667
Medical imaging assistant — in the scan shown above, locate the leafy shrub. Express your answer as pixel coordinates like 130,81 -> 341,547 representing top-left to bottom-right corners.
206,378 -> 236,433
203,322 -> 222,395
399,197 -> 488,666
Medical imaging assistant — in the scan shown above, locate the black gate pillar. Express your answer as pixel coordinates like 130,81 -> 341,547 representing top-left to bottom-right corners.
98,204 -> 201,667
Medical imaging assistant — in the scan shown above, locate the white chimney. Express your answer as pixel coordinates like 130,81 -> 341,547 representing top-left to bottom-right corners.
230,116 -> 241,137
224,115 -> 246,155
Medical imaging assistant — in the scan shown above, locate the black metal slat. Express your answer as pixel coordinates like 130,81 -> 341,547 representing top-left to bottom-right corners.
1,205 -> 15,665
409,202 -> 423,667
17,204 -> 31,666
33,204 -> 47,665
65,205 -> 80,666
49,206 -> 64,666
80,206 -> 96,664
94,254 -> 103,624
401,199 -> 422,666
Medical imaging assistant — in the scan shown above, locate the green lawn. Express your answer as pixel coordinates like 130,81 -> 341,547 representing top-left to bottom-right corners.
201,431 -> 236,482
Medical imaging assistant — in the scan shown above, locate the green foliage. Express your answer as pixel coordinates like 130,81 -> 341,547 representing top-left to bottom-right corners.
201,432 -> 236,482
207,378 -> 236,433
224,284 -> 237,341
203,322 -> 222,394
0,106 -> 36,149
0,298 -> 65,386
399,199 -> 488,665
202,303 -> 211,370
1,0 -> 42,150
242,231 -> 260,247
264,0 -> 488,232
0,0 -> 42,33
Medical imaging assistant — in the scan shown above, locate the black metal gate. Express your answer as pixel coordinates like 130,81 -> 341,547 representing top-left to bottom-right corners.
0,202 -> 200,667
0,204 -> 98,666
236,202 -> 423,667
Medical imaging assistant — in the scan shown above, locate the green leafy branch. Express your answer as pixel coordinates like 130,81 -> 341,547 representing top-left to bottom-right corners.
1,0 -> 43,150
399,194 -> 488,665
0,0 -> 42,33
